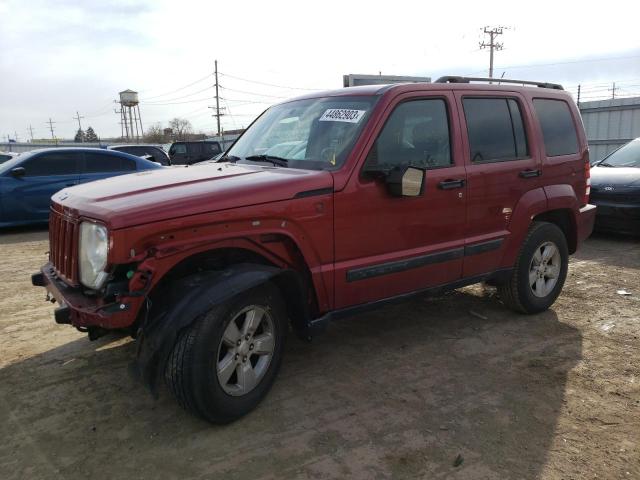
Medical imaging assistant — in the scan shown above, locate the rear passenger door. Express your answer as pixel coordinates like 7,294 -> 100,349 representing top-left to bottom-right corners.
455,92 -> 542,278
80,152 -> 137,183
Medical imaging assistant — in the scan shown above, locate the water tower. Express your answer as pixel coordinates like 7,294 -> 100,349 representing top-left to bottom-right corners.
117,89 -> 144,142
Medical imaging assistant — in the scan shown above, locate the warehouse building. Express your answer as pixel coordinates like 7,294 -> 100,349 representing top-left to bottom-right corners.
579,96 -> 640,161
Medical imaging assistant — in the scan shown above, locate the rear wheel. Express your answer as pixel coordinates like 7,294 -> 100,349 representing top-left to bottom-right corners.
498,222 -> 569,314
165,282 -> 286,423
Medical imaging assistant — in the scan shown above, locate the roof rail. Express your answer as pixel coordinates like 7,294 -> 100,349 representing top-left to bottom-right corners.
435,76 -> 564,90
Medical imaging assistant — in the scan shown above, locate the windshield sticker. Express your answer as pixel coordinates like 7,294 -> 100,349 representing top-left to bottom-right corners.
319,109 -> 366,123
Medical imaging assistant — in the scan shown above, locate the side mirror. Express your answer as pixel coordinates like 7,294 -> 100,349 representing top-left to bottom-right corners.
385,166 -> 425,197
10,167 -> 26,178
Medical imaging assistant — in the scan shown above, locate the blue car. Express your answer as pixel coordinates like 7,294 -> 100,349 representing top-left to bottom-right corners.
0,148 -> 162,227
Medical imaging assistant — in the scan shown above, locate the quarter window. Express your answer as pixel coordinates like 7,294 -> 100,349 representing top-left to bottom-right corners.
365,99 -> 452,171
533,99 -> 579,157
83,152 -> 136,173
23,152 -> 79,176
463,98 -> 529,163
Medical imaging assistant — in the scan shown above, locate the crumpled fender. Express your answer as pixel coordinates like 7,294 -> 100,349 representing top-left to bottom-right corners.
129,263 -> 303,395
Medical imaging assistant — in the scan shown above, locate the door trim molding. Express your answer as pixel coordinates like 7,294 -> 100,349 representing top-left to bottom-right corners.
346,238 -> 503,282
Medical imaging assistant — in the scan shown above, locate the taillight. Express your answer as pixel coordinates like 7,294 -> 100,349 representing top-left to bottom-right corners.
583,161 -> 591,205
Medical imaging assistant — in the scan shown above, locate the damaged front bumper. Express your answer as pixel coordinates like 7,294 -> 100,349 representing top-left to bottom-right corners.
32,262 -> 142,331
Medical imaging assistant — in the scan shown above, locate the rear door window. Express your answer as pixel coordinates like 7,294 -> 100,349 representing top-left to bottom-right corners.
23,152 -> 80,176
533,99 -> 579,156
83,152 -> 136,173
463,98 -> 529,163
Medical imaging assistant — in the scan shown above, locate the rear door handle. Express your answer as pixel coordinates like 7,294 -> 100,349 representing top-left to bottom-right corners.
65,183 -> 77,187
438,179 -> 466,190
519,169 -> 541,178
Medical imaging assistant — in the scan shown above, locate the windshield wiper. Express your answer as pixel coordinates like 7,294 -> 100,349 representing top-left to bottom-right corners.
244,155 -> 289,167
598,162 -> 615,167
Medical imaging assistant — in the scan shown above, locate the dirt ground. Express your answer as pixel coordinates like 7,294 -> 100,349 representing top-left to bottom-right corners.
0,228 -> 638,480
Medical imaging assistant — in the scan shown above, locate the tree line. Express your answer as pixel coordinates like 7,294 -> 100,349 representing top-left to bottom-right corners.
72,118 -> 209,144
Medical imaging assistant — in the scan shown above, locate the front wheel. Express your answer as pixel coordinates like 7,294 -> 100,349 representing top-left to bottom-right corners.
498,222 -> 569,314
165,282 -> 287,423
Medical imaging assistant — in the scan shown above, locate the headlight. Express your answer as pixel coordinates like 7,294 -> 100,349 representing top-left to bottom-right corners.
79,222 -> 109,289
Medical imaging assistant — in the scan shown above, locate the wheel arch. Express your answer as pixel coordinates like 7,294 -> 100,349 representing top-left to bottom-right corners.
532,209 -> 578,254
133,261 -> 313,394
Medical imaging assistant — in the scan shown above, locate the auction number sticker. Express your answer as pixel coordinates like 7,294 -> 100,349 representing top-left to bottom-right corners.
319,109 -> 366,123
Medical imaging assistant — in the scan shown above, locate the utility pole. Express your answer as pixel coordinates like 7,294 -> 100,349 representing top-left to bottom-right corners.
609,82 -> 617,99
14,131 -> 19,142
577,85 -> 581,106
28,125 -> 35,142
46,118 -> 57,144
213,60 -> 224,136
73,111 -> 85,141
479,26 -> 504,80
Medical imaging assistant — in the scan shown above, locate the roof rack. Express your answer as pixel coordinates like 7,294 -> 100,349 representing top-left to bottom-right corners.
435,76 -> 564,90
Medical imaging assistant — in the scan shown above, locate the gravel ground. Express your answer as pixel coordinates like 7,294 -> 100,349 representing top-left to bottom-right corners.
0,227 -> 638,479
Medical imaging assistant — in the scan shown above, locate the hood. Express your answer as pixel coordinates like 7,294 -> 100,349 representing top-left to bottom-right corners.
591,166 -> 640,187
53,163 -> 334,229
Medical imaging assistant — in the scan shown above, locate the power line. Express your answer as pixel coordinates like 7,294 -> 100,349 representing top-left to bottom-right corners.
141,73 -> 213,100
218,85 -> 289,99
140,85 -> 213,104
465,54 -> 640,77
141,96 -> 216,106
218,72 -> 324,91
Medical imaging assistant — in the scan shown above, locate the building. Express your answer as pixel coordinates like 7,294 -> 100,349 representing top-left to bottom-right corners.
579,96 -> 640,161
343,74 -> 431,87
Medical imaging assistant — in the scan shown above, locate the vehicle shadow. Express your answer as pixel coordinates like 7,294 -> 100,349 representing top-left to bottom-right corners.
575,232 -> 640,270
0,225 -> 48,245
0,288 -> 581,480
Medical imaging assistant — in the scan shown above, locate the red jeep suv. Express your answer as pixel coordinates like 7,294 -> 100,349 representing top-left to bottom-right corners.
33,76 -> 596,423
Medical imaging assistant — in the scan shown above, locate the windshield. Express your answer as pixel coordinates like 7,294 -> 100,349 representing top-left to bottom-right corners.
599,138 -> 640,168
0,151 -> 31,173
226,95 -> 378,170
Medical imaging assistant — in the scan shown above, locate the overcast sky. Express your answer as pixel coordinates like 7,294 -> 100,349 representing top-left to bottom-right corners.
1,0 -> 639,141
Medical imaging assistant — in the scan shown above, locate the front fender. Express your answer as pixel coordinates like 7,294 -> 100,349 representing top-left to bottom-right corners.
131,263 -> 306,394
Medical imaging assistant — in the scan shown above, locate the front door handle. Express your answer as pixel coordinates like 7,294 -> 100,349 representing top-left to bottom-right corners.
438,179 -> 466,190
65,182 -> 77,187
519,169 -> 541,178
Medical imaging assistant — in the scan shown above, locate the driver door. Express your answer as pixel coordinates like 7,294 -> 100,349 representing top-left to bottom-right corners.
333,92 -> 467,309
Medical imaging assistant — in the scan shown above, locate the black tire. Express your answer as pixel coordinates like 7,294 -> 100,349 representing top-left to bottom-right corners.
165,282 -> 287,423
498,221 -> 569,314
